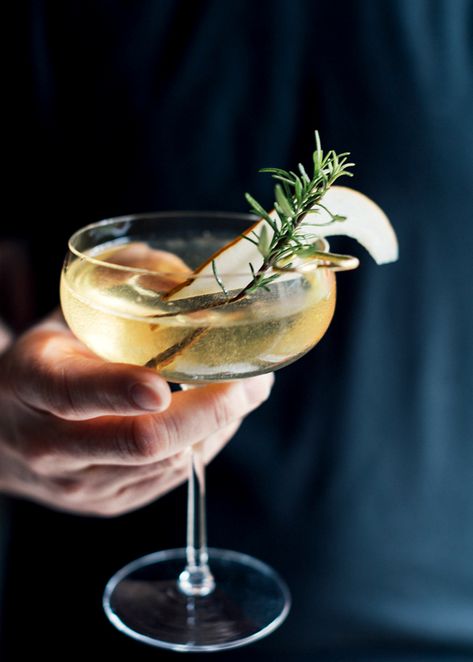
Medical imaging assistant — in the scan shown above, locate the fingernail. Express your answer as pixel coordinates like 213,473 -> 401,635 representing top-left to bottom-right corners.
130,383 -> 166,411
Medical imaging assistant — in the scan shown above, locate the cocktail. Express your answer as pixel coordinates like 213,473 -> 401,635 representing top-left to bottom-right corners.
60,135 -> 397,651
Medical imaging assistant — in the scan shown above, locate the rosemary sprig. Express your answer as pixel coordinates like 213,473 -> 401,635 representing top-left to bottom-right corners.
146,132 -> 354,368
156,132 -> 354,316
235,130 -> 354,299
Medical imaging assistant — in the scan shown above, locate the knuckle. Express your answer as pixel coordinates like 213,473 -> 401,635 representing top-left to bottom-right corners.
28,339 -> 68,408
166,450 -> 188,471
23,442 -> 57,475
48,362 -> 80,419
209,388 -> 242,429
127,416 -> 167,461
9,352 -> 39,406
50,476 -> 86,501
25,356 -> 76,419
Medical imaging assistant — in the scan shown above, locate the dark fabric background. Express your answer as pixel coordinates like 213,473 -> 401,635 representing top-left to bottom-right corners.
2,1 -> 473,660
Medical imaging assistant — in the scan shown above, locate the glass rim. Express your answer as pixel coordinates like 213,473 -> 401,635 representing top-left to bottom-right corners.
67,210 -> 358,277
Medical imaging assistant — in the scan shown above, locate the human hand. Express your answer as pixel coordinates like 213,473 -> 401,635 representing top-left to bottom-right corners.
0,312 -> 273,516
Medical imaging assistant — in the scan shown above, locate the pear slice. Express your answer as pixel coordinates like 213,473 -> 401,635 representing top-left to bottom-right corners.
166,185 -> 397,302
312,186 -> 398,265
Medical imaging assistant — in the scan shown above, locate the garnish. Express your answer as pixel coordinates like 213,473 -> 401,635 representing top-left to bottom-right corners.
165,132 -> 360,306
235,130 -> 355,299
146,132 -> 398,367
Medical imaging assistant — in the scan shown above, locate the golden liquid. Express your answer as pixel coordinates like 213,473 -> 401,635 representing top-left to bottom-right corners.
60,244 -> 336,383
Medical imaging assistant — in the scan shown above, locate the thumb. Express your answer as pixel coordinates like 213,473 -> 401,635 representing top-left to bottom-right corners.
6,316 -> 172,420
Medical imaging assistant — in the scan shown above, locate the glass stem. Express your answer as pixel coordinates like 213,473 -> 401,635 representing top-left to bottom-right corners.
177,388 -> 215,597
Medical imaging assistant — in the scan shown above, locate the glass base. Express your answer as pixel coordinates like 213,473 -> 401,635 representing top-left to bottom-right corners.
103,548 -> 291,652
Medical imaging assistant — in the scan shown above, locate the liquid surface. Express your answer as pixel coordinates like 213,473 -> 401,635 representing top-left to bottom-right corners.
60,242 -> 336,382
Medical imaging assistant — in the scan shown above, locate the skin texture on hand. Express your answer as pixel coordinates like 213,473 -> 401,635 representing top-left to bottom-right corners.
0,312 -> 274,517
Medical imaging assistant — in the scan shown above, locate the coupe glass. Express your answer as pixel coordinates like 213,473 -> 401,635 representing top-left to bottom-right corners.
60,211 -> 356,652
